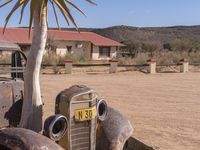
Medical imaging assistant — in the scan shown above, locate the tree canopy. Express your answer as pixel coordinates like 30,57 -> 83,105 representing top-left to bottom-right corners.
0,0 -> 96,34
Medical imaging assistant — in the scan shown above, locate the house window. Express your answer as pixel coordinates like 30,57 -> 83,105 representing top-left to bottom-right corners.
99,47 -> 110,57
66,46 -> 72,53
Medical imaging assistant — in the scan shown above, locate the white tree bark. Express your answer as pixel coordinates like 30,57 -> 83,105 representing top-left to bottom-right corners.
19,6 -> 47,132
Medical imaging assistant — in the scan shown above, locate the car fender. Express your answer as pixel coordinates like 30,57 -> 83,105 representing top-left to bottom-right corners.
96,107 -> 133,150
0,128 -> 64,150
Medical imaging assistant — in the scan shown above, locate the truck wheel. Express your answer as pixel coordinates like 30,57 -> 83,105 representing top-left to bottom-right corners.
123,140 -> 129,150
0,145 -> 11,150
0,128 -> 64,150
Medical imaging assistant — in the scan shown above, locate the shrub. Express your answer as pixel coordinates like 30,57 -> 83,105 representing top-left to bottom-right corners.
189,51 -> 200,63
118,51 -> 200,66
42,50 -> 88,66
133,53 -> 149,65
118,57 -> 134,65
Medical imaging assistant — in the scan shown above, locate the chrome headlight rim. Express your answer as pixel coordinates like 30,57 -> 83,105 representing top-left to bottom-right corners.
44,114 -> 68,141
96,99 -> 108,121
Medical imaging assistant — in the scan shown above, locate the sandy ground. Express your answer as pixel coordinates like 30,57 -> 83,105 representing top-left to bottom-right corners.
41,71 -> 200,150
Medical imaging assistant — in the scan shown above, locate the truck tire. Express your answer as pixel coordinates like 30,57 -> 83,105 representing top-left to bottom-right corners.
0,128 -> 64,150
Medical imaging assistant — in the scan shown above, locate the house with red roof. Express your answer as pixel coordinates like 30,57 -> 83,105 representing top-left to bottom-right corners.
0,28 -> 124,60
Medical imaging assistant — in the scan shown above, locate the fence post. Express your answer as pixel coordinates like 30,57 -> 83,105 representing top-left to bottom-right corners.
147,59 -> 156,74
109,59 -> 118,73
180,59 -> 189,73
64,60 -> 72,74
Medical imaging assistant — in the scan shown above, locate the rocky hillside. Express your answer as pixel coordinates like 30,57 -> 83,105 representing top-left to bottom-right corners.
58,25 -> 200,44
92,25 -> 200,44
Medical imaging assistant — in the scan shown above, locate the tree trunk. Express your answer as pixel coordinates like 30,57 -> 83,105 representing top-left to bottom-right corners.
19,6 -> 47,132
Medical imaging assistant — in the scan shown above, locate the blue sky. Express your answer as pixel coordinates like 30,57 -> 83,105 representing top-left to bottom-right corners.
1,0 -> 200,28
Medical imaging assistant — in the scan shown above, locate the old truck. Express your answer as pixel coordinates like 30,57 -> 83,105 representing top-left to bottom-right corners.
0,40 -> 153,150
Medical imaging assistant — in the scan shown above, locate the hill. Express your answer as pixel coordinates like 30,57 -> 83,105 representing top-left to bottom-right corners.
58,25 -> 200,44
92,25 -> 200,44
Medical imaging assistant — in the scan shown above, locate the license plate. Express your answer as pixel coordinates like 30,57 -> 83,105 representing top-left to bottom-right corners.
74,107 -> 96,122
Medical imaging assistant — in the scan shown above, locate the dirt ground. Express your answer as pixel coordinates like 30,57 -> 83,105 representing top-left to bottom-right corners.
41,71 -> 200,150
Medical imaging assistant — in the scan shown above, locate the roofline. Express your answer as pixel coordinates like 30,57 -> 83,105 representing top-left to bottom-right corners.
0,40 -> 21,51
16,43 -> 31,45
92,42 -> 125,47
1,28 -> 125,47
0,48 -> 21,51
15,39 -> 125,47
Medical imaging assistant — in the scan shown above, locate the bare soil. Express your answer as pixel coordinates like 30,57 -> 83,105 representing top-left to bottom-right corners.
41,71 -> 200,150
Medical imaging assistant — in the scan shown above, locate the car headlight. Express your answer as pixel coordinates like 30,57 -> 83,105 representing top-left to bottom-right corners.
43,114 -> 68,141
97,99 -> 108,121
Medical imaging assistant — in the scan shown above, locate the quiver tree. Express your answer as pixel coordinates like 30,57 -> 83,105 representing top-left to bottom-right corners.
0,0 -> 96,132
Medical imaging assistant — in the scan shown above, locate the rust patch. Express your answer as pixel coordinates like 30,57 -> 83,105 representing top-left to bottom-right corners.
0,80 -> 23,128
0,82 -> 13,128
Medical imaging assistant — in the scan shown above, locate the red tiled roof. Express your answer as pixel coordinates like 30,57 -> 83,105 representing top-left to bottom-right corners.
0,28 -> 124,47
0,28 -> 31,45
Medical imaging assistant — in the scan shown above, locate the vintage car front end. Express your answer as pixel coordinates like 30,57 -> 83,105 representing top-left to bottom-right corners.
0,41 -> 134,150
44,85 -> 108,150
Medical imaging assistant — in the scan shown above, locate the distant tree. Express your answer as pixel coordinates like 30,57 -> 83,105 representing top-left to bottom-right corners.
163,43 -> 172,51
142,42 -> 160,58
121,40 -> 140,58
191,40 -> 200,52
171,39 -> 192,52
169,39 -> 200,56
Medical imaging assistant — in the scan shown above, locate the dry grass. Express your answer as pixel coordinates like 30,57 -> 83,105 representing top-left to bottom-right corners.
42,52 -> 88,66
0,54 -> 11,64
118,51 -> 200,66
42,52 -> 89,74
118,53 -> 149,65
189,51 -> 200,63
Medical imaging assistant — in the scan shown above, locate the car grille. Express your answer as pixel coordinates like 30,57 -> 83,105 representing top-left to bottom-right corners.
71,120 -> 90,150
70,100 -> 97,150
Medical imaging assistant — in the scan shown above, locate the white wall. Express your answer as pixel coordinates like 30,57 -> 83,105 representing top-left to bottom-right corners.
92,45 -> 99,60
111,46 -> 117,58
55,41 -> 91,60
48,40 -> 118,61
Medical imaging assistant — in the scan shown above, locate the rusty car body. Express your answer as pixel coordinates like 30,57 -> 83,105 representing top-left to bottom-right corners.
0,40 -> 26,128
0,40 -> 153,150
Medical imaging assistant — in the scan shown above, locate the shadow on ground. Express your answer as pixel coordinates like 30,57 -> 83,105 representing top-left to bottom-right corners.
126,137 -> 155,150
